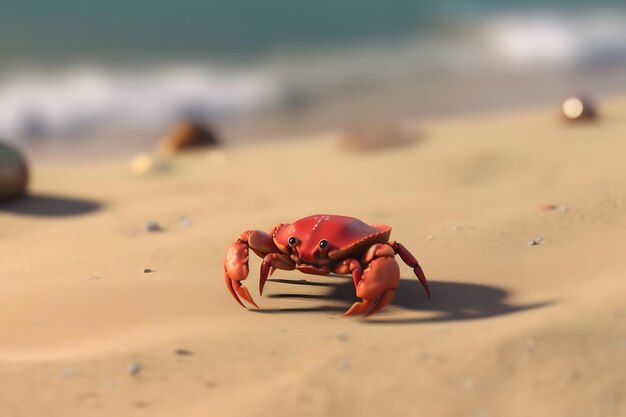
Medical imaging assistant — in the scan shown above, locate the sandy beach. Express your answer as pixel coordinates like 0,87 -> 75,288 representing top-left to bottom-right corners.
1,97 -> 626,417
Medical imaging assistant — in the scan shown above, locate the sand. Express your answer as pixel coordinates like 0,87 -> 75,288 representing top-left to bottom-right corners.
1,98 -> 625,417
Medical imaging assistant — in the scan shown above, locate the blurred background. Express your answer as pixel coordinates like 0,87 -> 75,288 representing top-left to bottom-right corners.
1,0 -> 626,157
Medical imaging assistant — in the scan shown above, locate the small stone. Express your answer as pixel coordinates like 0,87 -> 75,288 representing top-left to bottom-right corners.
145,221 -> 161,232
156,121 -> 220,156
143,268 -> 153,273
130,153 -> 155,176
462,377 -> 475,391
542,204 -> 568,212
477,409 -> 490,417
130,154 -> 171,176
127,362 -> 141,375
175,349 -> 193,356
541,204 -> 559,211
527,237 -> 543,247
59,367 -> 79,377
179,216 -> 192,227
335,334 -> 349,342
426,235 -> 436,241
0,141 -> 28,201
561,97 -> 596,121
134,401 -> 149,408
340,123 -> 419,151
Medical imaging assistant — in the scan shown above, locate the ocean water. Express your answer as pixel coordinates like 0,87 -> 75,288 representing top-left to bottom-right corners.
1,1 -> 626,141
2,0 -> 625,63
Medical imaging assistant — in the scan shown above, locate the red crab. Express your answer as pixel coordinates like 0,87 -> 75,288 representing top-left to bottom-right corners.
223,214 -> 430,316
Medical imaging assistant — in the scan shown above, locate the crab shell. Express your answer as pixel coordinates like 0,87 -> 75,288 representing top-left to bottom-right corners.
273,214 -> 391,266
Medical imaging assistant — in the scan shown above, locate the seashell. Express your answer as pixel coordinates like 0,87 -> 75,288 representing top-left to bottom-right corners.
156,121 -> 219,156
561,97 -> 596,121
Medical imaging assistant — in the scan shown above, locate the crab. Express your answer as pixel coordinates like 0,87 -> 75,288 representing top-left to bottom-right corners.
223,214 -> 430,316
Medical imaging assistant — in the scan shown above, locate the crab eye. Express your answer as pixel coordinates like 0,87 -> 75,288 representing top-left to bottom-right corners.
318,239 -> 328,249
288,236 -> 297,246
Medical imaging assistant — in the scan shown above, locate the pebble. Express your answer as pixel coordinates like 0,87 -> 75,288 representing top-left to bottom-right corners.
59,367 -> 79,377
143,268 -> 154,273
0,141 -> 28,201
145,221 -> 162,232
130,153 -> 155,176
541,204 -> 568,212
340,123 -> 419,151
477,409 -> 491,417
426,235 -> 436,241
462,377 -> 475,391
156,121 -> 220,156
175,349 -> 193,356
335,334 -> 349,342
561,97 -> 596,121
179,216 -> 192,227
527,236 -> 543,247
127,362 -> 141,375
130,154 -> 171,176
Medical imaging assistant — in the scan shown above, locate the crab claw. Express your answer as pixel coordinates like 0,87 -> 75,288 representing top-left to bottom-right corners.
344,253 -> 400,317
224,271 -> 259,308
224,235 -> 259,308
344,289 -> 396,317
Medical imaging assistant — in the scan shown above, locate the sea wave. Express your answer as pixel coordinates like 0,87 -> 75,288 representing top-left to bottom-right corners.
1,11 -> 625,142
0,65 -> 278,141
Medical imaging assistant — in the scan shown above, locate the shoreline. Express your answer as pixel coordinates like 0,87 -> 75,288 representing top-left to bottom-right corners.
13,63 -> 626,162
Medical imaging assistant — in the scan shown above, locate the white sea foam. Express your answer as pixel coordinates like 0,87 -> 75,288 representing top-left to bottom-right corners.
0,65 -> 277,141
483,13 -> 626,69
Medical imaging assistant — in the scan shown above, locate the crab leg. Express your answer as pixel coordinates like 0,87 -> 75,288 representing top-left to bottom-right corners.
259,253 -> 296,295
388,241 -> 430,297
333,259 -> 363,288
342,244 -> 400,317
224,228 -> 281,308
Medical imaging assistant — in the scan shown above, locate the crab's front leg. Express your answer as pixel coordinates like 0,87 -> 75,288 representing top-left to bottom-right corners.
334,244 -> 400,317
224,226 -> 283,308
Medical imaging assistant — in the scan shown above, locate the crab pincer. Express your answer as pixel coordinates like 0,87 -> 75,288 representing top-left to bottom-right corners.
224,228 -> 285,308
224,234 -> 257,308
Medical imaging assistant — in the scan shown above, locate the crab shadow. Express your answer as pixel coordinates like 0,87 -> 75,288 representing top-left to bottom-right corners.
253,277 -> 551,324
0,194 -> 102,217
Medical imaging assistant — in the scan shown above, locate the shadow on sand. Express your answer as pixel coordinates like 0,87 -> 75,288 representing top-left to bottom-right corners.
0,194 -> 102,217
252,277 -> 551,324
